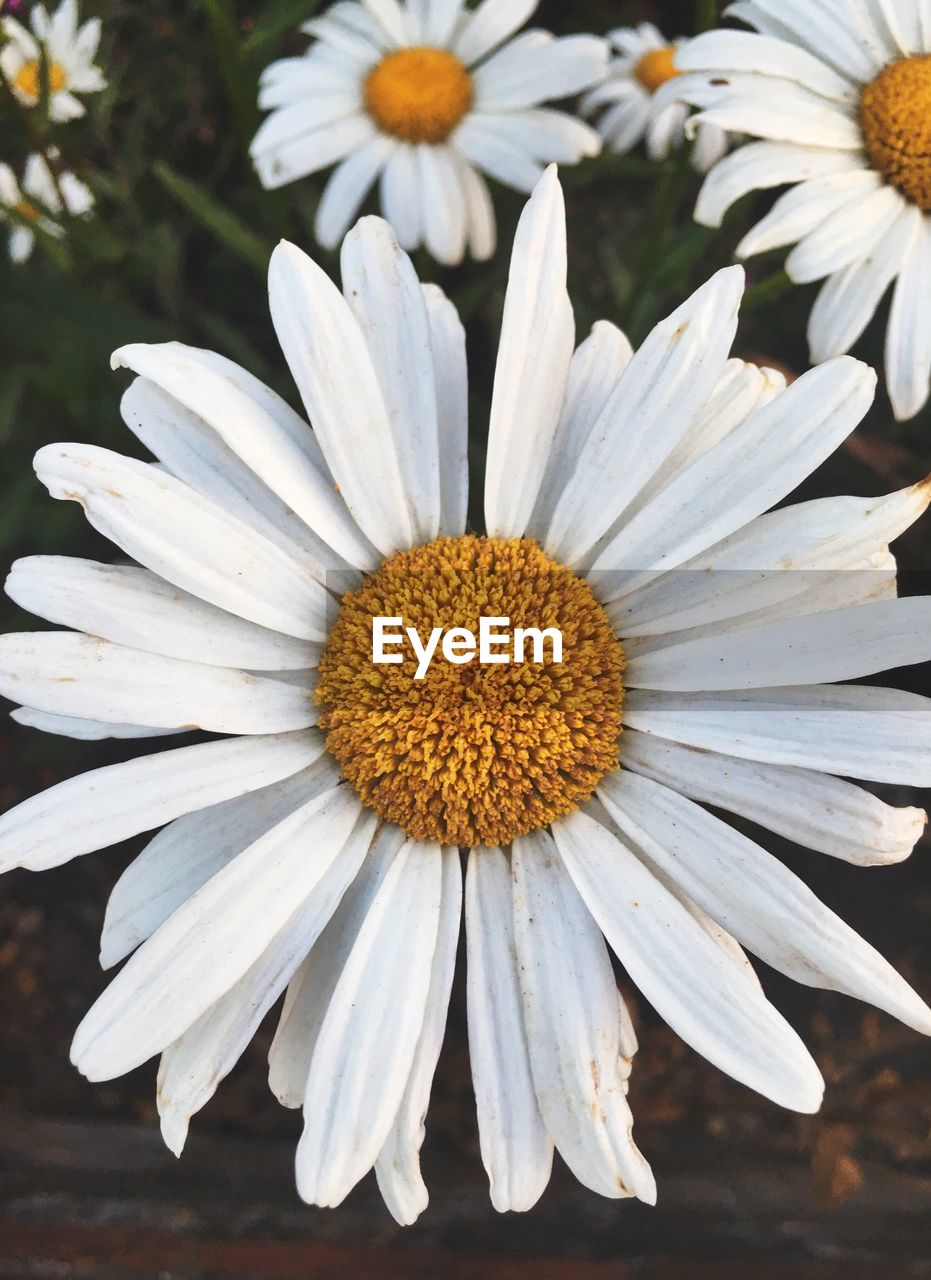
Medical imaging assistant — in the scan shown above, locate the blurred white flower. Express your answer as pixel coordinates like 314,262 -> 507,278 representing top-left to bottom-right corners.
1,0 -> 105,121
0,150 -> 93,262
581,23 -> 731,173
251,0 -> 607,264
673,2 -> 931,420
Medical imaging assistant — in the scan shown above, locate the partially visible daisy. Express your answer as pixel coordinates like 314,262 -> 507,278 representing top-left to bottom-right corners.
581,23 -> 731,173
1,169 -> 930,1225
251,0 -> 606,264
667,2 -> 931,419
0,150 -> 93,262
2,0 -> 105,121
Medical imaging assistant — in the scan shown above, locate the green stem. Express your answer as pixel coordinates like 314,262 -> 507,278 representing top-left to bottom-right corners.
741,268 -> 794,312
696,0 -> 719,32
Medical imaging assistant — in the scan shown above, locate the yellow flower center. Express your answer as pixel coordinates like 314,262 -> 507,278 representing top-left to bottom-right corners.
364,46 -> 473,144
635,46 -> 680,94
317,536 -> 625,848
14,59 -> 67,101
859,54 -> 931,211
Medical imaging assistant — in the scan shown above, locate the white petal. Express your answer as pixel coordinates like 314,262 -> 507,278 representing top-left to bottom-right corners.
100,758 -> 339,969
0,633 -> 314,735
0,729 -> 322,875
296,840 -> 442,1208
156,805 -> 376,1155
360,0 -> 411,47
249,95 -> 364,159
725,0 -> 886,81
465,848 -> 554,1212
553,811 -> 824,1112
315,134 -> 396,250
622,728 -> 926,867
623,684 -> 931,785
512,830 -> 656,1203
599,772 -> 931,1035
11,707 -> 181,741
268,241 -> 415,556
627,598 -> 931,691
484,167 -> 575,539
468,109 -> 601,165
614,477 -> 931,636
71,785 -> 362,1081
473,34 -> 607,111
423,283 -> 469,537
808,204 -> 923,362
456,154 -> 497,261
453,115 -> 545,192
375,846 -> 462,1226
886,215 -> 931,421
253,114 -> 376,190
786,186 -> 907,284
380,143 -> 421,250
526,320 -> 633,543
591,357 -> 876,582
7,557 -> 314,671
694,141 -> 863,229
421,0 -> 464,46
340,216 -> 442,542
453,0 -> 538,66
736,171 -> 881,259
114,343 -> 376,572
267,822 -> 404,1108
545,267 -> 745,567
416,143 -> 468,266
683,79 -> 862,150
675,29 -> 858,103
35,444 -> 326,640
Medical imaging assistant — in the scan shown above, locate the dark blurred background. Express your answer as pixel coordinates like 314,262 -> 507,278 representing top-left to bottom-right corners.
1,1 -> 929,1276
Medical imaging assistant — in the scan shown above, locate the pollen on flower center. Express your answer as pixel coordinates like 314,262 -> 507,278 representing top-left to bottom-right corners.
14,59 -> 67,99
316,536 -> 625,848
635,46 -> 680,94
364,46 -> 473,144
859,54 -> 931,211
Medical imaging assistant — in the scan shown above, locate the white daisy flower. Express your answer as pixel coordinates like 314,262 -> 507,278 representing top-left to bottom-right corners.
3,168 -> 931,1223
1,0 -> 105,121
581,23 -> 731,173
668,1 -> 931,420
250,0 -> 606,264
0,150 -> 93,262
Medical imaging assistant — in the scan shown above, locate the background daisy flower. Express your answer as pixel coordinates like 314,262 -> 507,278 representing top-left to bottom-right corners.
1,170 -> 929,1224
1,0 -> 105,121
667,0 -> 931,420
250,0 -> 607,264
0,149 -> 93,261
581,23 -> 730,173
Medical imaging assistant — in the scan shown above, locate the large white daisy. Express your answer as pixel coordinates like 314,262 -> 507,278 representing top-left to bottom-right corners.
0,150 -> 94,263
664,1 -> 931,420
1,0 -> 105,121
250,0 -> 606,264
581,23 -> 730,173
2,169 -> 930,1224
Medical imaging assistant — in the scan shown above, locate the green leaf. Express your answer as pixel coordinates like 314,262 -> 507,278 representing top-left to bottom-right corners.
243,0 -> 322,61
153,161 -> 272,272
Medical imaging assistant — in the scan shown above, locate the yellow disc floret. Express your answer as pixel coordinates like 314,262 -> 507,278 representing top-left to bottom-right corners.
317,536 -> 625,848
365,46 -> 473,144
14,60 -> 67,101
635,46 -> 680,94
860,54 -> 931,211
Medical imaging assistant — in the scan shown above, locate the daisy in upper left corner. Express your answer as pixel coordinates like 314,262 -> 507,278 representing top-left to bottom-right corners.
250,0 -> 607,264
2,0 -> 105,121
